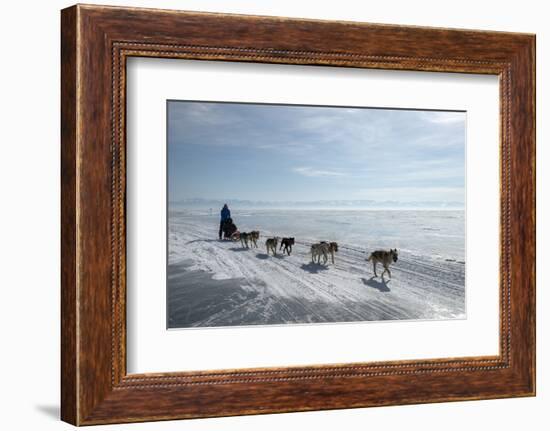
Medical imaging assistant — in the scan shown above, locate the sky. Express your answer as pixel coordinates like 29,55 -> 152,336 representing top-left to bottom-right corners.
167,101 -> 465,207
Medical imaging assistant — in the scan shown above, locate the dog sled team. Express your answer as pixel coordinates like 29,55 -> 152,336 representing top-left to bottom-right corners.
218,204 -> 399,279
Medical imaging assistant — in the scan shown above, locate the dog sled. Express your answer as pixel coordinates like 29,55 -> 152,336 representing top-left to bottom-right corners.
221,217 -> 240,240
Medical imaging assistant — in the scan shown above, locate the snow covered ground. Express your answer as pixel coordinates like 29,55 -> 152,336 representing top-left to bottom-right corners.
167,209 -> 465,328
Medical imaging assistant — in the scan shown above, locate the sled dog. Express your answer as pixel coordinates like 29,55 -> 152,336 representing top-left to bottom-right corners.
322,241 -> 338,264
240,232 -> 250,248
367,249 -> 398,278
266,237 -> 278,256
280,237 -> 295,255
249,231 -> 260,248
311,242 -> 329,264
311,242 -> 338,265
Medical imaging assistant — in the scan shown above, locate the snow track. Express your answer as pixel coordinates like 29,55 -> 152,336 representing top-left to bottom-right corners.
168,215 -> 466,328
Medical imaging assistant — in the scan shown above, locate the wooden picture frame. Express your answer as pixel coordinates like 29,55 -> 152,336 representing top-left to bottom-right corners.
61,4 -> 535,425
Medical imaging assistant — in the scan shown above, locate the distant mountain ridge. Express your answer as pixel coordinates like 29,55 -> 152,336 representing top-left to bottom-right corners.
170,197 -> 464,209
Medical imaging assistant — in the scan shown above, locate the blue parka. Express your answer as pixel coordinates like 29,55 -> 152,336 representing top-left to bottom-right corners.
221,205 -> 231,222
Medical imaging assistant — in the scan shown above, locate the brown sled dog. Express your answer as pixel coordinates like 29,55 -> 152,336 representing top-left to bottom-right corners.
239,232 -> 251,248
249,230 -> 260,248
322,241 -> 338,264
367,249 -> 398,278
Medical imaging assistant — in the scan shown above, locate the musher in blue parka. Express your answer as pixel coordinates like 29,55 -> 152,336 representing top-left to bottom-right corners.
219,203 -> 231,240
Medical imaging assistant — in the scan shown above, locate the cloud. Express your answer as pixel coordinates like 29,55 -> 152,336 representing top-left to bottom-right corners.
168,101 -> 465,202
293,166 -> 347,178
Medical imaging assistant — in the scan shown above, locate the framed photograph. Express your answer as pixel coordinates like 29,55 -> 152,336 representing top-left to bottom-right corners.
61,4 -> 535,425
164,100 -> 467,330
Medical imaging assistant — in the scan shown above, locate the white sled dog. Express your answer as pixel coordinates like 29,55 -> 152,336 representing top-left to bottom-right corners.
367,249 -> 398,278
311,242 -> 338,265
310,242 -> 323,264
249,231 -> 260,248
265,237 -> 278,256
311,242 -> 329,264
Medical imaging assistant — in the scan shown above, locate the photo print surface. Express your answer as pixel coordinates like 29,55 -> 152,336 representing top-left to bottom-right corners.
167,101 -> 466,329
